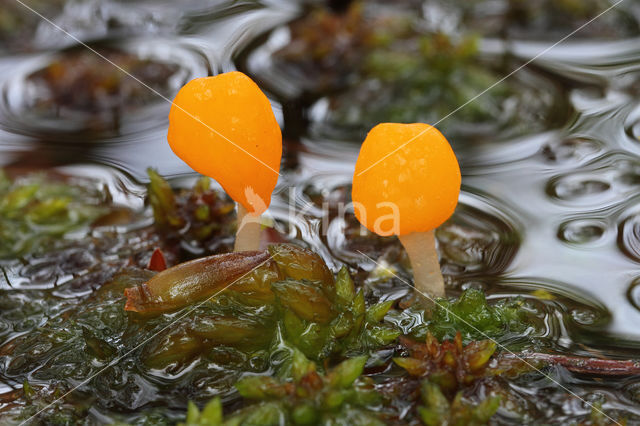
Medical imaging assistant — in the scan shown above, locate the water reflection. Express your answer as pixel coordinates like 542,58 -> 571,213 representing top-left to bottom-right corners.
558,217 -> 608,245
0,39 -> 209,140
247,2 -> 573,144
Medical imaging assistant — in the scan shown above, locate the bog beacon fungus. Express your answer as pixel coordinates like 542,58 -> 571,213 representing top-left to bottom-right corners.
352,123 -> 461,298
167,71 -> 282,252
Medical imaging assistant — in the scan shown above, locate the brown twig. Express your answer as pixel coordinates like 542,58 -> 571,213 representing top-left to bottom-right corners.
504,353 -> 640,376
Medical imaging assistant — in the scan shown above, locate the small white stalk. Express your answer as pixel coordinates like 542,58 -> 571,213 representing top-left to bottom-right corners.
234,203 -> 262,252
398,229 -> 445,298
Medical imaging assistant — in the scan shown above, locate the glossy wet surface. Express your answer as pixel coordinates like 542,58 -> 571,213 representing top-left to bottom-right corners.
2,0 -> 640,423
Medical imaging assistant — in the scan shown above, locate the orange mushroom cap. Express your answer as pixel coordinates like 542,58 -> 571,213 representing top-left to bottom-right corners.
352,123 -> 460,236
168,71 -> 281,215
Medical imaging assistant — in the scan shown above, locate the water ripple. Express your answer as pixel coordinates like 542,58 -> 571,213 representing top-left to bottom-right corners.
546,151 -> 640,206
0,38 -> 211,142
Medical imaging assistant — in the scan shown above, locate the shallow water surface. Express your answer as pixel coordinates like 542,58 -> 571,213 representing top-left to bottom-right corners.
1,0 -> 640,423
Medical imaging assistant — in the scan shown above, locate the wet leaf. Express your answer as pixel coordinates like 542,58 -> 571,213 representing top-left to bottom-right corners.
179,398 -> 223,426
419,381 -> 500,426
236,376 -> 287,399
366,300 -> 394,323
142,327 -> 203,369
82,326 -> 116,360
291,348 -> 316,382
124,250 -> 276,314
327,356 -> 367,389
233,401 -> 285,426
268,244 -> 335,295
147,168 -> 183,228
272,279 -> 334,324
335,266 -> 356,306
190,315 -> 274,350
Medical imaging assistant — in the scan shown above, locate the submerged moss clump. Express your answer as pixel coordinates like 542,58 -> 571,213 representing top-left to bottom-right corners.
1,267 -> 271,418
388,288 -> 531,345
328,32 -> 515,134
160,353 -> 385,425
275,264 -> 400,360
230,350 -> 385,425
140,245 -> 401,365
271,1 -> 565,141
395,332 -> 497,395
0,243 -> 400,421
428,289 -> 528,343
324,28 -> 560,140
497,0 -> 639,39
0,169 -> 116,258
25,48 -> 181,132
418,381 -> 500,426
2,381 -> 89,425
140,295 -> 278,370
394,332 -> 533,397
0,0 -> 67,53
147,168 -> 236,254
272,2 -> 377,94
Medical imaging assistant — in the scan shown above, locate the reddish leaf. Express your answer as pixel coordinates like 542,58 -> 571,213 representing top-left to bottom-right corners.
148,248 -> 167,272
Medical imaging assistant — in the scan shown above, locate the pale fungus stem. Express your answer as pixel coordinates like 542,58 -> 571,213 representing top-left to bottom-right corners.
234,203 -> 262,252
398,230 -> 445,299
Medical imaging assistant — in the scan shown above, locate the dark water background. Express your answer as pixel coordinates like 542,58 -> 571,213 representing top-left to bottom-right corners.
2,0 -> 640,421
